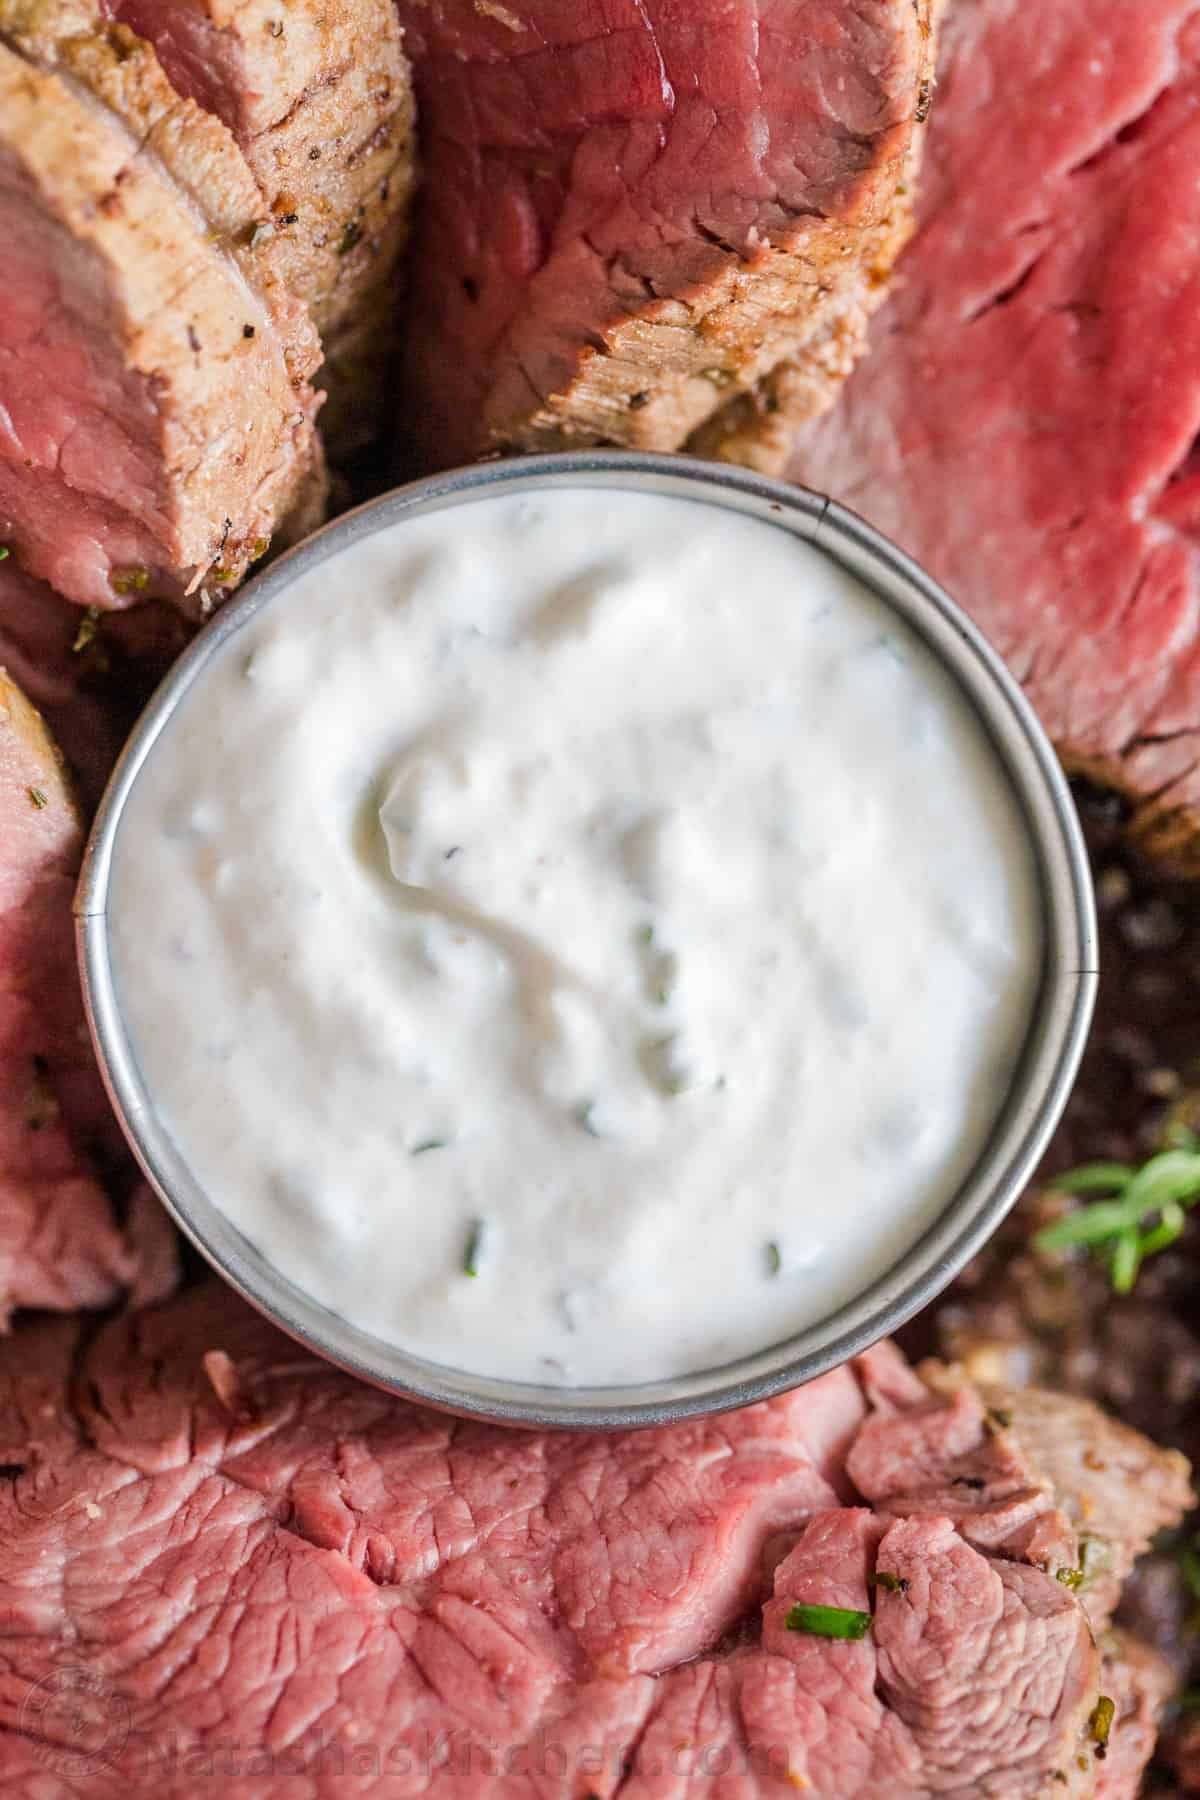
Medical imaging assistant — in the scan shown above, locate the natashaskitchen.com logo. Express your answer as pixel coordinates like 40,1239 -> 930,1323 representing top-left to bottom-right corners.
20,1665 -> 131,1778
18,1667 -> 797,1785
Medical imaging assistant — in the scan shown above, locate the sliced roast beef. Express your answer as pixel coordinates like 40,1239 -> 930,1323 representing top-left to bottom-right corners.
0,668 -> 177,1321
753,0 -> 1200,864
0,1285 -> 1185,1795
394,0 -> 937,469
0,13 -> 324,614
109,0 -> 417,457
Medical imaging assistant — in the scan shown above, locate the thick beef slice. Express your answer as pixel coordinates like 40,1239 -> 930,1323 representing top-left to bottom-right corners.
769,0 -> 1200,862
0,1285 -> 1184,1796
395,0 -> 936,468
0,21 -> 323,613
0,671 -> 176,1321
848,1346 -> 1193,1624
110,0 -> 417,457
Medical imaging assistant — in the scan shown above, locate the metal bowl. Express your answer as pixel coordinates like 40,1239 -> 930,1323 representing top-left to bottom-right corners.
76,452 -> 1098,1429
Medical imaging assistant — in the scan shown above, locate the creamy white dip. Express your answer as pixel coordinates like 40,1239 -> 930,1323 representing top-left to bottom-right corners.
108,485 -> 1040,1387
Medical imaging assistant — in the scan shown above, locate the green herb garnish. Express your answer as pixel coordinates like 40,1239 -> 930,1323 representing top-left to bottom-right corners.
765,1241 -> 782,1277
109,566 -> 149,596
576,1103 -> 603,1138
986,1407 -> 1013,1431
462,1218 -> 487,1277
27,787 -> 47,810
870,1572 -> 907,1595
72,606 -> 101,653
1089,1695 -> 1115,1756
339,216 -> 364,255
652,951 -> 677,1007
642,1033 -> 692,1097
0,545 -> 9,561
1055,1565 -> 1085,1592
411,1138 -> 447,1156
785,1604 -> 872,1640
1034,1141 -> 1200,1292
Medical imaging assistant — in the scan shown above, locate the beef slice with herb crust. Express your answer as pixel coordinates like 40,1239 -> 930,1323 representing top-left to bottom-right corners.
0,669 -> 177,1322
105,0 -> 416,461
0,11 -> 324,616
394,0 -> 937,470
773,0 -> 1200,869
0,1285 -> 1185,1795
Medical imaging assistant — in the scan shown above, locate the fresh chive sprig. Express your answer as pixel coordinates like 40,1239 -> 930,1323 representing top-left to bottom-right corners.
1034,1139 -> 1200,1293
784,1604 -> 873,1640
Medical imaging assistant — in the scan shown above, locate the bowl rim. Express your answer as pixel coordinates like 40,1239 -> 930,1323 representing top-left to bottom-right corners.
76,450 -> 1098,1430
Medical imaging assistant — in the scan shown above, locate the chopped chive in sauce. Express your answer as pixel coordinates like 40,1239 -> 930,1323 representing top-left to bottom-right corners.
784,1604 -> 872,1641
462,1218 -> 487,1277
0,545 -> 9,561
652,952 -> 678,1006
642,1033 -> 692,1097
765,1240 -> 783,1276
986,1407 -> 1013,1432
869,1571 -> 907,1594
637,923 -> 655,947
576,1102 -> 603,1138
27,788 -> 47,810
1055,1565 -> 1085,1592
411,1138 -> 447,1156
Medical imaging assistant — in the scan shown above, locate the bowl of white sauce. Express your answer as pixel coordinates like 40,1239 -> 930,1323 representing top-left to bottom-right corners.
76,453 -> 1097,1427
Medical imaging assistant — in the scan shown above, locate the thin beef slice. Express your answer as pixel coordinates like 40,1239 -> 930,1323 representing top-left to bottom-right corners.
395,0 -> 937,468
761,0 -> 1200,866
0,9 -> 324,614
106,0 -> 417,458
0,1287 -> 1187,1796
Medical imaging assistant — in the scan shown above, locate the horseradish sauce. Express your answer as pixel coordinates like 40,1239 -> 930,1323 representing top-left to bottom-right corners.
107,485 -> 1041,1386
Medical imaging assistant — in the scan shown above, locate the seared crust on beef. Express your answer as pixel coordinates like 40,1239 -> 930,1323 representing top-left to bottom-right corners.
398,0 -> 937,467
113,0 -> 417,456
3,0 -> 321,384
0,29 -> 323,611
693,0 -> 944,470
690,118 -> 928,468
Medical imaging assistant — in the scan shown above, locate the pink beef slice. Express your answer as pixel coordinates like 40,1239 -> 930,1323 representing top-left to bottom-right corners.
0,667 -> 178,1322
0,22 -> 324,615
766,0 -> 1200,866
0,1289 -> 1187,1797
105,0 -> 417,459
394,0 -> 938,469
